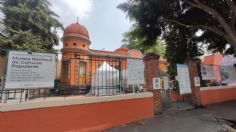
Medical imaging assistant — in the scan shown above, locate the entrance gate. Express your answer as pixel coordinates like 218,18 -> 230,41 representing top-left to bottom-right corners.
160,64 -> 195,111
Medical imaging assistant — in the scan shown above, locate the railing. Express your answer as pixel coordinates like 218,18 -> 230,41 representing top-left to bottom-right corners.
0,51 -> 146,104
0,89 -> 27,103
0,84 -> 145,103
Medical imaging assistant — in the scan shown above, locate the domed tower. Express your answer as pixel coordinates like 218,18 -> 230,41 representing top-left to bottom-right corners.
61,22 -> 91,86
62,22 -> 91,53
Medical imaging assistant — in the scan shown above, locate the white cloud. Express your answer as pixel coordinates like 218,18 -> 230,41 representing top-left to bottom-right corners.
53,30 -> 63,51
64,0 -> 93,19
49,0 -> 94,26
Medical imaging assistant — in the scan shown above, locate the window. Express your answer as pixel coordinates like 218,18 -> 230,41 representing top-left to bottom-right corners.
79,61 -> 86,76
73,43 -> 77,46
63,63 -> 69,77
65,43 -> 68,46
83,45 -> 85,47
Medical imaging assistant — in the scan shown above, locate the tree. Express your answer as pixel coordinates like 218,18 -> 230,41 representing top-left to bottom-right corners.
164,25 -> 203,79
145,39 -> 166,57
120,24 -> 146,51
0,0 -> 63,52
121,24 -> 166,57
118,0 -> 236,55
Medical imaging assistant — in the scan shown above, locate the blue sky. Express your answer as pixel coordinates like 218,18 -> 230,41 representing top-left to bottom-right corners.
49,0 -> 132,51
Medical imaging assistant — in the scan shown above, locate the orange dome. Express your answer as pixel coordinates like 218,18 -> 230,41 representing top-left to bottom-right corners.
64,23 -> 89,39
114,48 -> 129,53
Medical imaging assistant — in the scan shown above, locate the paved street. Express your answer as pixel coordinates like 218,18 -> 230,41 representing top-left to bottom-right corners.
110,101 -> 236,132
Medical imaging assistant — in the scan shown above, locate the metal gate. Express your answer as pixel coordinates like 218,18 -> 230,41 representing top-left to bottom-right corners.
157,76 -> 195,111
161,87 -> 194,112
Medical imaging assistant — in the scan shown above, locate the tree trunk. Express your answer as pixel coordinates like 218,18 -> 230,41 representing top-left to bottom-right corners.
185,0 -> 236,55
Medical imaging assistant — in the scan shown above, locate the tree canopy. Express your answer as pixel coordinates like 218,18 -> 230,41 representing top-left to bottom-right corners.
118,0 -> 236,55
0,0 -> 63,52
164,24 -> 203,79
121,24 -> 166,56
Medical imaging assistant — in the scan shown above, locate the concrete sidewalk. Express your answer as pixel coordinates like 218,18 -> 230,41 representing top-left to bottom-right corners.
109,101 -> 236,132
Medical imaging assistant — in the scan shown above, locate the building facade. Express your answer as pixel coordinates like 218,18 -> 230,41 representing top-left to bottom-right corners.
60,22 -> 143,86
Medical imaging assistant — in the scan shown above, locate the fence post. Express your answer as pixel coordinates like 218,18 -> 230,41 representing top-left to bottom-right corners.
188,60 -> 202,106
143,53 -> 162,114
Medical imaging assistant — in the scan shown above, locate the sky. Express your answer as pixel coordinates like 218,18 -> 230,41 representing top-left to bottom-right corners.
49,0 -> 133,51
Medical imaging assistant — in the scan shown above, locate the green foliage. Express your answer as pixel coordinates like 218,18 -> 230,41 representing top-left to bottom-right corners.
164,25 -> 203,79
118,0 -> 236,54
121,25 -> 166,57
145,38 -> 166,57
118,0 -> 202,78
0,0 -> 63,52
118,0 -> 236,78
118,0 -> 166,47
121,25 -> 146,51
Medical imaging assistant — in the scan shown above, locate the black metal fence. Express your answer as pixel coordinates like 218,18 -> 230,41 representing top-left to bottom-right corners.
0,53 -> 145,103
59,54 -> 128,96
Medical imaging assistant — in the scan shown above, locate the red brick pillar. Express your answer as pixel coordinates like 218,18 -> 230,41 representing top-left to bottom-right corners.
188,60 -> 202,106
144,53 -> 162,114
